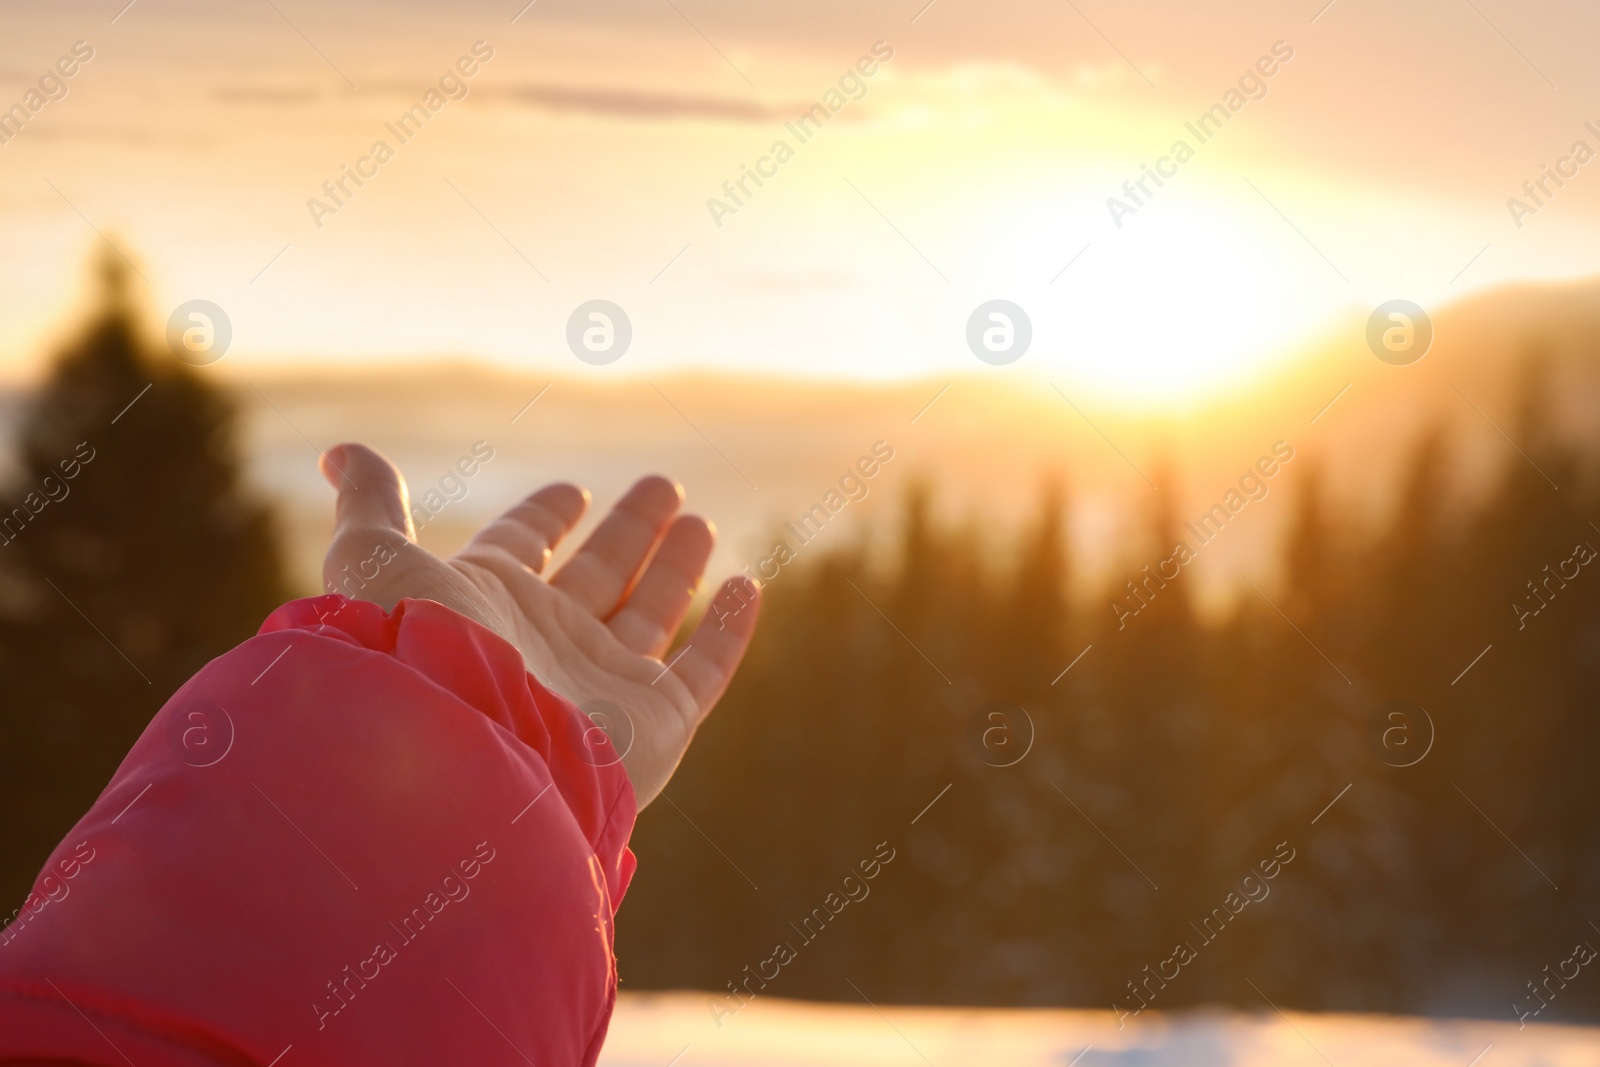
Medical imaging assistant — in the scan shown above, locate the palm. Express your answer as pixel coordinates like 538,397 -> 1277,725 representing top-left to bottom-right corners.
318,444 -> 760,807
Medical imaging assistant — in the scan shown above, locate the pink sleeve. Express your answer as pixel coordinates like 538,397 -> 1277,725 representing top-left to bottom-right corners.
0,594 -> 637,1067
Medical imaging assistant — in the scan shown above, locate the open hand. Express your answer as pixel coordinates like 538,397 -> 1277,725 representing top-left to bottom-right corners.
316,443 -> 761,808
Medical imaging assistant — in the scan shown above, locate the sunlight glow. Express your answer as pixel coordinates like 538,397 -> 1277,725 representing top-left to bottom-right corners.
1046,200 -> 1324,407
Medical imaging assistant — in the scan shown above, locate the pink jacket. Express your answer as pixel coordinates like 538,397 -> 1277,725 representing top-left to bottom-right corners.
0,595 -> 637,1066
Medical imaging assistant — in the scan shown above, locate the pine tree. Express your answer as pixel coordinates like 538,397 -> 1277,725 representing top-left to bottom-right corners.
0,246 -> 289,908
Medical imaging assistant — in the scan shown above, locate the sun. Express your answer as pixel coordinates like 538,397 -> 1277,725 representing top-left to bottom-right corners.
1039,196 -> 1329,410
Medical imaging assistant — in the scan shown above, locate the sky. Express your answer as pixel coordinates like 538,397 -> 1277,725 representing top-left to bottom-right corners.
1,0 -> 1598,409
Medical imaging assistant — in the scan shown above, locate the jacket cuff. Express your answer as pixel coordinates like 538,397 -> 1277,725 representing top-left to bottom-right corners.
261,594 -> 638,906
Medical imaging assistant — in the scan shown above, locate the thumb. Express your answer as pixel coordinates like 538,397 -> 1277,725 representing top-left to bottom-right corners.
321,443 -> 414,540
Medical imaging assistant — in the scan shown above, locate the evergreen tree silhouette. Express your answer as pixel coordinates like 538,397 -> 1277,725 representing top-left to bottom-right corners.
0,246 -> 289,910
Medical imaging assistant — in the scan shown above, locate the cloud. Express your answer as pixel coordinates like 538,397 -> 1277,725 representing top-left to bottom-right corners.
212,80 -> 803,123
481,84 -> 795,122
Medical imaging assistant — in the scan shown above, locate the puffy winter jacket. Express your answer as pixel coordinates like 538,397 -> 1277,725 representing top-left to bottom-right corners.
0,594 -> 636,1066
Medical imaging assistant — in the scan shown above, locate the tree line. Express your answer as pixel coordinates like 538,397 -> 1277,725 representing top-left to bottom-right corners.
620,361 -> 1600,1025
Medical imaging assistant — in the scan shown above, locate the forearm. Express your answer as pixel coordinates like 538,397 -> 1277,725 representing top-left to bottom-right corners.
0,595 -> 635,1067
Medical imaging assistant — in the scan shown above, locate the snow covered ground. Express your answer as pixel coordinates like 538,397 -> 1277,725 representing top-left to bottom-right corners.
599,993 -> 1599,1067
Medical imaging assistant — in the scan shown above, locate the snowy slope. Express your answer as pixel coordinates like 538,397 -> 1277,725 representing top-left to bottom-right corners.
600,993 -> 1598,1067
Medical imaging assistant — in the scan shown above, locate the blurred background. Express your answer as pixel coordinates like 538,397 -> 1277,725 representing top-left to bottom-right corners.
3,0 -> 1600,1062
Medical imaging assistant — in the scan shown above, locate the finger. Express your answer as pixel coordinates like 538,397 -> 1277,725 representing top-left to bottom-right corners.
320,443 -> 413,540
607,514 -> 715,656
550,475 -> 683,617
461,483 -> 589,573
668,576 -> 762,718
